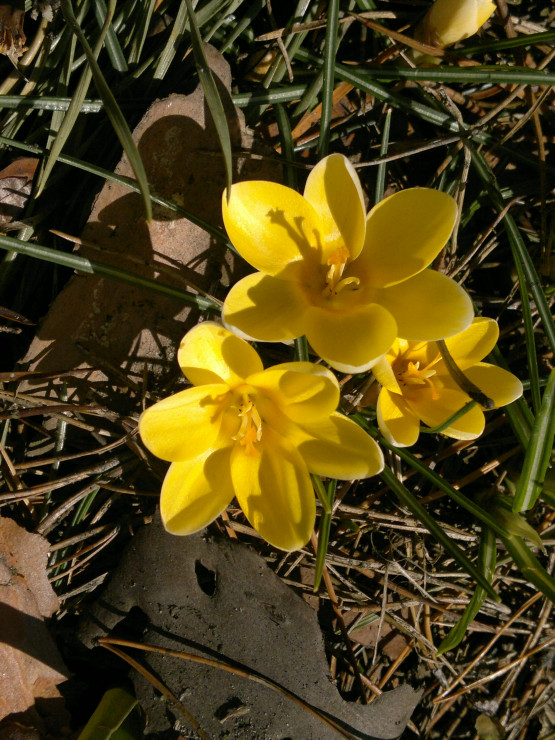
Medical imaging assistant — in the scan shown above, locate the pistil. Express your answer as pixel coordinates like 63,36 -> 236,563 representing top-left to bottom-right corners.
234,394 -> 263,456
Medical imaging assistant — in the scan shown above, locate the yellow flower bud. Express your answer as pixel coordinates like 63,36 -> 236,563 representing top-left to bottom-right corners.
416,0 -> 496,48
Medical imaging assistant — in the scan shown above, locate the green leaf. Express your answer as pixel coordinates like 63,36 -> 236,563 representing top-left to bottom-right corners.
318,0 -> 340,158
313,478 -> 336,592
60,0 -> 153,221
438,526 -> 496,655
185,0 -> 233,197
513,370 -> 555,513
485,496 -> 544,551
500,535 -> 555,605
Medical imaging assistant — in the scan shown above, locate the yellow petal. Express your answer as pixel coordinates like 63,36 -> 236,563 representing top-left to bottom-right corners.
291,412 -> 384,479
304,302 -> 397,373
372,355 -> 402,394
222,181 -> 323,277
231,427 -> 315,551
462,363 -> 523,408
377,388 -> 421,447
160,448 -> 235,535
406,387 -> 485,440
424,0 -> 496,47
178,322 -> 263,387
139,384 -> 229,461
223,272 -> 309,342
440,317 -> 499,370
249,362 -> 340,423
303,153 -> 366,262
355,188 -> 457,288
377,269 -> 474,340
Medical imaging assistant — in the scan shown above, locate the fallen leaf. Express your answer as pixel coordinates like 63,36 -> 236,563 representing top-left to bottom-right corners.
0,158 -> 39,229
0,516 -> 68,728
80,517 -> 421,739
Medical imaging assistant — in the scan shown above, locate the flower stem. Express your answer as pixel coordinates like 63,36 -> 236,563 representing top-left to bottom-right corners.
437,339 -> 495,408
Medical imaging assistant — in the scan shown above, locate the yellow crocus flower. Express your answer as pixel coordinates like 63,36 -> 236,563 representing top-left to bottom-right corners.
416,0 -> 496,48
222,153 -> 473,374
139,323 -> 384,551
373,317 -> 523,447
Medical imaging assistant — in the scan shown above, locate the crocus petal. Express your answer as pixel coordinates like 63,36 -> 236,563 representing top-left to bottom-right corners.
139,384 -> 229,461
440,317 -> 499,370
304,302 -> 398,374
160,448 -> 235,535
377,389 -> 421,447
303,153 -> 366,262
372,355 -> 402,394
231,428 -> 315,551
461,363 -> 523,408
248,362 -> 340,423
223,272 -> 310,343
407,387 -> 485,439
178,322 -> 262,387
290,412 -> 384,479
222,181 -> 323,277
354,188 -> 457,288
376,269 -> 474,341
424,0 -> 496,47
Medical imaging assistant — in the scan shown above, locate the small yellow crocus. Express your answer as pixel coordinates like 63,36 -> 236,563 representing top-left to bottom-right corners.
372,317 -> 523,447
222,153 -> 473,374
139,323 -> 384,551
416,0 -> 496,48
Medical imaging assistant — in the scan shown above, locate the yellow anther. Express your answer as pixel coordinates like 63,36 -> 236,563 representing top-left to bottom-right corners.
233,394 -> 262,457
322,246 -> 360,297
398,360 -> 440,400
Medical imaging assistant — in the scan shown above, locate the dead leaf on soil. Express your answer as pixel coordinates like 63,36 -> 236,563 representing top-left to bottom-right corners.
0,158 -> 39,230
0,516 -> 68,727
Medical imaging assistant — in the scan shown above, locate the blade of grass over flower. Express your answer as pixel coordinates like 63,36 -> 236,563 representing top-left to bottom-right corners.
313,478 -> 336,591
513,370 -> 555,514
185,0 -> 233,197
60,0 -> 152,222
0,234 -> 220,312
420,401 -> 477,435
380,466 -> 499,601
352,414 -> 514,539
500,535 -> 555,605
437,526 -> 496,655
318,0 -> 340,158
275,104 -> 298,190
0,135 -> 231,248
92,0 -> 128,72
374,107 -> 391,204
438,340 -> 494,409
36,1 -> 113,198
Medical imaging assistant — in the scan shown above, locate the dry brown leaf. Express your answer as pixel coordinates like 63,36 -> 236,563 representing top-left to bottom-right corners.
0,516 -> 68,725
0,158 -> 39,230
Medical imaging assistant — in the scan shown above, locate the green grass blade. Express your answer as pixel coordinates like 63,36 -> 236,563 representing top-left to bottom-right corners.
275,103 -> 297,190
489,347 -> 533,447
0,234 -> 220,312
60,0 -> 152,222
313,478 -> 336,591
500,534 -> 555,604
513,369 -> 555,513
92,0 -> 128,72
352,65 -> 555,86
185,0 -> 233,197
0,134 -> 230,247
437,525 -> 496,655
127,0 -> 156,65
319,0 -> 340,158
374,107 -> 391,204
380,466 -> 499,601
77,686 -> 139,740
219,0 -> 265,52
152,0 -> 189,80
233,84 -> 308,107
459,30 -> 555,54
37,2 -> 112,197
353,415 -> 514,539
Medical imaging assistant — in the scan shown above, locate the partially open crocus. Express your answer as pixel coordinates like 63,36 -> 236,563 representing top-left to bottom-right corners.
416,0 -> 496,48
139,323 -> 384,551
372,317 -> 523,447
222,153 -> 473,373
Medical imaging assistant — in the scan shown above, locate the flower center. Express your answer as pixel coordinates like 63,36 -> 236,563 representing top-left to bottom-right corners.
233,394 -> 263,457
396,358 -> 440,400
322,246 -> 360,298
